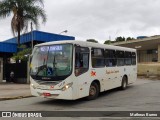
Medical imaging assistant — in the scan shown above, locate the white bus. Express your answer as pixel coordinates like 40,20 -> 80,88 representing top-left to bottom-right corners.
30,41 -> 137,100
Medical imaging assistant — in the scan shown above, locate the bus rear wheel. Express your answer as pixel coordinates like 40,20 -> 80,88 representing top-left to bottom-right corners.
121,76 -> 127,90
87,82 -> 99,100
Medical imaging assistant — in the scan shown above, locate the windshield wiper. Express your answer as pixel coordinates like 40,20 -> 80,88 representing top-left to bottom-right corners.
35,54 -> 58,76
53,55 -> 57,76
36,59 -> 47,75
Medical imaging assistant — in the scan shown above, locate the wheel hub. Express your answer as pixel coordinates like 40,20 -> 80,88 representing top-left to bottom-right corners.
89,86 -> 96,96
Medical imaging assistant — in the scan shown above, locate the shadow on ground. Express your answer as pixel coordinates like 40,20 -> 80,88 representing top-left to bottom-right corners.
35,85 -> 134,107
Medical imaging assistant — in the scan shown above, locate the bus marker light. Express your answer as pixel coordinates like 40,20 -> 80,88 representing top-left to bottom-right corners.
43,92 -> 51,96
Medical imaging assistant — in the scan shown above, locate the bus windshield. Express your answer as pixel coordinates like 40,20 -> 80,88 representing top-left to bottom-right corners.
30,44 -> 73,80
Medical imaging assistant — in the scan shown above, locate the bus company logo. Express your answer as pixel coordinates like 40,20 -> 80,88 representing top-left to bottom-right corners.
106,70 -> 119,74
2,112 -> 11,117
91,71 -> 96,76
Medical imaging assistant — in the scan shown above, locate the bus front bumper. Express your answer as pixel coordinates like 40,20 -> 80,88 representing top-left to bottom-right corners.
30,85 -> 73,100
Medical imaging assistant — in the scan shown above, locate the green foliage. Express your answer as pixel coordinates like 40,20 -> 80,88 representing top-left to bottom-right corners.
86,39 -> 98,43
104,36 -> 135,44
126,37 -> 135,41
104,40 -> 116,44
104,40 -> 111,44
115,36 -> 125,42
18,44 -> 27,49
0,0 -> 47,46
12,48 -> 32,62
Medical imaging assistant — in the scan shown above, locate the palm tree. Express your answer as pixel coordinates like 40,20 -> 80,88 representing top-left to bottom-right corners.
0,0 -> 47,46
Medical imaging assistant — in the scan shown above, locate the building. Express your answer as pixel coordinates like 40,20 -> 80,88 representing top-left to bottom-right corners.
0,30 -> 75,83
112,36 -> 160,76
112,36 -> 160,63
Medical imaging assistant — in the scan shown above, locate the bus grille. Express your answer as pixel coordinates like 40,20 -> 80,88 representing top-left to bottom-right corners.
36,80 -> 61,86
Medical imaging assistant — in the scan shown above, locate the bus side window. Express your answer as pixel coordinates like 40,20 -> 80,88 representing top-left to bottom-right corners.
116,50 -> 124,66
75,47 -> 89,76
91,48 -> 105,68
132,52 -> 136,65
125,51 -> 132,65
105,49 -> 116,67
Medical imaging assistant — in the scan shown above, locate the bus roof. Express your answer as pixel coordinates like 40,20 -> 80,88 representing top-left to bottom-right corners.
35,40 -> 136,52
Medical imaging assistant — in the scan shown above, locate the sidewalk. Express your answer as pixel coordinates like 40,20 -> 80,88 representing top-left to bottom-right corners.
0,82 -> 32,100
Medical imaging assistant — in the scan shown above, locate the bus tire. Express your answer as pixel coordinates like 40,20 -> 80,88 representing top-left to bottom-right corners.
120,76 -> 127,90
87,82 -> 99,100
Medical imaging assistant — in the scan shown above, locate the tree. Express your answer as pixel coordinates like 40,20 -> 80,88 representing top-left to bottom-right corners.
115,36 -> 125,42
126,37 -> 135,41
12,48 -> 32,62
12,45 -> 31,62
104,40 -> 116,44
86,39 -> 98,43
104,40 -> 111,44
0,0 -> 47,46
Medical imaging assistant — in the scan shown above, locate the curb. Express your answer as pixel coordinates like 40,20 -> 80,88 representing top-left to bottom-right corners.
0,95 -> 34,101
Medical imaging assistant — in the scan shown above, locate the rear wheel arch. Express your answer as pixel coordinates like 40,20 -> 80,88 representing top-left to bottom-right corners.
123,75 -> 128,84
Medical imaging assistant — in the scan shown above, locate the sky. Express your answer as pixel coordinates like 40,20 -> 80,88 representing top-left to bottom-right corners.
0,0 -> 160,43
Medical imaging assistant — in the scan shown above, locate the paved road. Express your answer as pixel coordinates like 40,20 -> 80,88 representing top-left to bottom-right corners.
0,83 -> 30,99
0,79 -> 160,120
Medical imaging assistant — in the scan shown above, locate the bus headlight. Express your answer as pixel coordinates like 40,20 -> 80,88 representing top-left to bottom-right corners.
61,82 -> 73,91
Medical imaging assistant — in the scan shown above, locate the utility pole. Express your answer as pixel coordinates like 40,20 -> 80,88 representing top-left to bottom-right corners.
31,22 -> 33,51
109,35 -> 111,40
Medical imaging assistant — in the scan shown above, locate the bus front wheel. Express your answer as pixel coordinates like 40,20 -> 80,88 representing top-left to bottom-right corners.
87,82 -> 99,100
